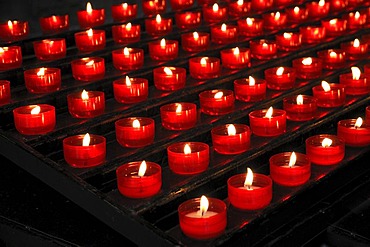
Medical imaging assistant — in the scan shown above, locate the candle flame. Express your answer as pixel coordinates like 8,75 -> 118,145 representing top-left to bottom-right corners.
318,0 -> 325,7
82,133 -> 90,147
138,160 -> 147,177
184,143 -> 191,154
237,0 -> 243,5
221,23 -> 227,32
43,40 -> 54,45
87,28 -> 93,37
233,47 -> 240,55
276,67 -> 284,76
354,117 -> 363,128
321,138 -> 332,147
212,3 -> 219,12
329,51 -> 337,58
249,76 -> 255,86
214,91 -> 223,99
283,32 -> 292,39
302,57 -> 313,65
125,22 -> 132,30
227,124 -> 236,136
163,67 -> 173,76
262,42 -> 268,48
200,195 -> 209,216
288,151 -> 297,167
81,90 -> 89,100
125,76 -> 132,86
274,12 -> 280,20
293,6 -> 300,14
329,19 -> 337,25
37,68 -> 46,76
160,38 -> 166,48
122,3 -> 128,9
244,167 -> 253,189
0,47 -> 3,53
7,20 -> 14,30
351,67 -> 361,80
353,39 -> 360,48
200,57 -> 207,66
265,106 -> 273,118
86,60 -> 94,66
86,2 -> 93,13
193,31 -> 199,40
30,105 -> 41,115
156,14 -> 161,23
175,103 -> 182,113
296,95 -> 304,105
132,119 -> 140,128
246,17 -> 254,26
321,81 -> 331,92
123,47 -> 130,56
355,11 -> 360,19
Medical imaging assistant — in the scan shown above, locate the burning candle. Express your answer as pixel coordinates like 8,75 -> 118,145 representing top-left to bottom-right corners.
63,133 -> 106,168
0,46 -> 22,71
13,104 -> 55,135
263,11 -> 287,30
317,49 -> 346,70
276,32 -> 302,51
0,80 -> 10,105
299,26 -> 326,44
175,11 -> 201,29
347,11 -> 367,30
286,6 -> 308,24
292,57 -> 323,79
211,124 -> 251,155
67,90 -> 105,118
249,107 -> 286,137
312,81 -> 346,107
112,23 -> 140,44
306,0 -> 330,18
321,18 -> 347,37
251,0 -> 273,11
210,23 -> 238,45
233,76 -> 266,102
339,67 -> 370,95
39,14 -> 69,33
338,117 -> 370,147
112,47 -> 144,71
24,67 -> 61,93
77,2 -> 105,28
264,66 -> 296,90
181,32 -> 210,52
283,95 -> 317,121
306,134 -> 345,165
270,152 -> 311,187
113,76 -> 148,104
116,160 -> 162,198
340,38 -> 368,60
115,117 -> 155,147
74,28 -> 106,53
237,17 -> 263,37
111,3 -> 137,22
199,89 -> 234,115
142,0 -> 166,16
149,38 -> 178,61
160,103 -> 197,130
71,57 -> 105,81
203,3 -> 228,23
153,67 -> 186,91
170,0 -> 193,10
33,38 -> 66,61
221,47 -> 250,69
250,40 -> 277,60
145,14 -> 172,37
0,20 -> 29,42
228,168 -> 273,210
228,0 -> 251,17
189,57 -> 220,79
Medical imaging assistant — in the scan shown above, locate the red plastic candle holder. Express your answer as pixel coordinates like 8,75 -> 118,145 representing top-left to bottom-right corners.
0,80 -> 10,105
178,197 -> 227,239
33,38 -> 66,61
276,32 -> 302,51
211,24 -> 238,45
286,6 -> 308,24
181,32 -> 210,52
300,26 -> 326,44
111,3 -> 137,22
283,95 -> 317,121
221,47 -> 250,69
74,29 -> 106,53
292,57 -> 323,79
338,118 -> 370,147
24,68 -> 61,94
160,102 -> 197,130
228,0 -> 251,17
250,40 -> 277,60
234,77 -> 266,102
312,82 -> 346,107
339,68 -> 370,95
145,14 -> 172,37
170,0 -> 193,10
263,12 -> 287,31
13,104 -> 55,135
67,91 -> 105,118
149,39 -> 178,61
39,15 -> 69,33
112,23 -> 140,44
340,39 -> 368,60
306,134 -> 345,165
113,76 -> 148,104
199,89 -> 234,115
0,20 -> 29,42
347,11 -> 367,30
270,152 -> 311,187
317,49 -> 346,70
112,47 -> 144,71
77,2 -> 105,28
189,57 -> 220,79
249,108 -> 286,137
115,117 -> 155,148
321,18 -> 347,37
237,17 -> 263,37
142,0 -> 166,16
251,0 -> 273,11
153,67 -> 186,91
203,3 -> 228,23
71,57 -> 105,81
0,46 -> 22,71
175,11 -> 201,29
63,134 -> 106,168
212,124 -> 251,155
264,67 -> 296,90
116,161 -> 161,198
306,0 -> 330,18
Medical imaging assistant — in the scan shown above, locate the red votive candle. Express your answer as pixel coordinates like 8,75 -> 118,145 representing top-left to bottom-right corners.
338,117 -> 370,147
264,67 -> 296,90
283,95 -> 317,121
237,17 -> 263,37
71,57 -> 105,81
167,142 -> 209,174
340,39 -> 368,60
339,67 -> 370,95
286,6 -> 308,24
249,107 -> 287,137
63,133 -> 106,168
312,81 -> 346,107
263,11 -> 287,31
112,23 -> 140,44
175,11 -> 201,30
0,46 -> 22,71
306,134 -> 345,165
67,90 -> 105,118
270,152 -> 311,187
160,102 -> 197,130
0,80 -> 10,105
142,0 -> 166,16
234,76 -> 266,102
77,2 -> 105,28
116,161 -> 161,198
251,0 -> 273,11
181,32 -> 210,52
221,47 -> 250,69
293,57 -> 323,79
153,67 -> 186,91
317,49 -> 346,70
276,32 -> 302,51
203,3 -> 228,23
212,124 -> 251,155
112,47 -> 144,71
13,104 -> 55,135
189,57 -> 220,79
111,3 -> 137,22
321,18 -> 347,37
149,38 -> 178,61
199,89 -> 234,115
24,67 -> 61,94
74,29 -> 106,53
306,0 -> 330,19
228,0 -> 251,17
211,23 -> 238,45
39,15 -> 69,33
115,117 -> 155,148
300,26 -> 326,44
250,40 -> 277,60
0,20 -> 29,42
170,0 -> 193,10
145,14 -> 172,37
178,196 -> 227,240
33,38 -> 66,61
113,76 -> 148,104
347,11 -> 367,30
228,168 -> 272,210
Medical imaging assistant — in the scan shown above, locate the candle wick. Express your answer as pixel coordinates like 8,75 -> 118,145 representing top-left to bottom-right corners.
247,185 -> 252,190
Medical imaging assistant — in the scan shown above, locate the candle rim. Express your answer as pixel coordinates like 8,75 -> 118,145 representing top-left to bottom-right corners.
13,104 -> 55,115
228,173 -> 272,189
167,141 -> 209,154
338,119 -> 369,129
211,123 -> 250,136
305,134 -> 344,147
115,117 -> 154,128
117,161 -> 161,178
63,133 -> 106,146
269,151 -> 310,168
249,108 -> 286,118
160,102 -> 196,112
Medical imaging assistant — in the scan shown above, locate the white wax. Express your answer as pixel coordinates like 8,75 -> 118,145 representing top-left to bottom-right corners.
237,185 -> 261,190
186,210 -> 218,218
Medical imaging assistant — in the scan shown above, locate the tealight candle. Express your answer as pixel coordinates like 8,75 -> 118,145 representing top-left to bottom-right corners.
237,17 -> 263,37
67,90 -> 105,118
264,67 -> 296,90
339,67 -> 370,95
0,46 -> 22,71
142,0 -> 166,16
292,57 -> 323,79
178,196 -> 227,239
340,39 -> 368,60
250,40 -> 277,60
286,6 -> 308,24
63,133 -> 106,168
0,80 -> 10,105
249,107 -> 286,137
115,117 -> 155,147
74,28 -> 106,53
306,134 -> 345,165
300,26 -> 326,44
251,0 -> 273,11
203,3 -> 228,23
39,14 -> 69,33
181,32 -> 210,52
112,23 -> 140,44
160,103 -> 197,130
317,49 -> 346,70
347,11 -> 367,30
77,2 -> 105,28
228,168 -> 273,210
210,23 -> 238,44
312,81 -> 346,107
233,76 -> 266,102
71,57 -> 105,81
175,11 -> 201,29
153,66 -> 186,91
33,38 -> 66,61
112,47 -> 144,71
149,38 -> 178,61
283,95 -> 317,121
263,11 -> 287,30
321,18 -> 347,37
13,104 -> 55,135
145,14 -> 172,37
189,57 -> 220,79
116,161 -> 161,198
338,117 -> 370,147
228,0 -> 251,17
221,47 -> 250,69
306,0 -> 330,19
24,67 -> 61,93
269,152 -> 311,187
276,32 -> 302,51
170,0 -> 193,10
199,89 -> 234,115
212,124 -> 251,155
111,3 -> 137,22
113,76 -> 148,104
0,20 -> 29,42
